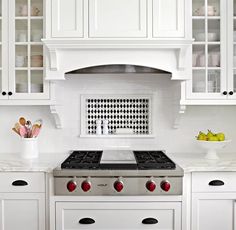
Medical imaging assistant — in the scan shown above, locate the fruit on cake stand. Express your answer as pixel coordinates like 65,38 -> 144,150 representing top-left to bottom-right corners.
196,130 -> 231,160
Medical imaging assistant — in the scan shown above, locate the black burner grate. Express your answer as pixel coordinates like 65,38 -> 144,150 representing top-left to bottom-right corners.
61,151 -> 102,169
133,151 -> 176,169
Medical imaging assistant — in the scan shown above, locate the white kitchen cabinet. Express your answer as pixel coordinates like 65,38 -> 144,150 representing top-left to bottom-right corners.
0,172 -> 46,230
56,201 -> 181,230
0,193 -> 45,230
49,0 -> 187,39
88,0 -> 147,38
0,0 -> 50,102
191,172 -> 236,230
182,0 -> 236,104
152,0 -> 185,38
51,0 -> 83,38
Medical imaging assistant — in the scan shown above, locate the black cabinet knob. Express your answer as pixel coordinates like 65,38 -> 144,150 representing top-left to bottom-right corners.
229,91 -> 234,95
8,92 -> 13,96
1,91 -> 6,96
222,91 -> 228,95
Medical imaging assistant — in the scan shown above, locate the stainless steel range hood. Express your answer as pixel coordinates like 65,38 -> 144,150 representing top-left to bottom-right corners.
66,64 -> 170,75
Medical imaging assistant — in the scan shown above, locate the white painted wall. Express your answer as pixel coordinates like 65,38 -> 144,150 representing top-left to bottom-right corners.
1,74 -> 236,155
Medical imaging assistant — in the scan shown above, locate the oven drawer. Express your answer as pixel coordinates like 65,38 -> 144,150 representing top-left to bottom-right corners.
56,201 -> 181,230
192,172 -> 236,192
0,172 -> 45,193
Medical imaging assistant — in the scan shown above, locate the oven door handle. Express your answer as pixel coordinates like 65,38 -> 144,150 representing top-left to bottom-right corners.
142,217 -> 158,225
79,217 -> 95,225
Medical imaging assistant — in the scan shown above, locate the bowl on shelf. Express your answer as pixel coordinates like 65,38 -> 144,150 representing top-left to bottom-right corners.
31,55 -> 43,67
194,32 -> 205,41
208,32 -> 219,41
196,140 -> 231,160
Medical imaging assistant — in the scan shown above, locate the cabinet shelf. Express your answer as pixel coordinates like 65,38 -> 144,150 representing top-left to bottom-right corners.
15,42 -> 43,45
192,16 -> 221,20
15,16 -> 43,20
193,42 -> 221,45
15,67 -> 43,70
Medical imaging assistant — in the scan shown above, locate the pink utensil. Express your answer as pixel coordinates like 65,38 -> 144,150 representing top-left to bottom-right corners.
31,126 -> 41,138
19,126 -> 27,138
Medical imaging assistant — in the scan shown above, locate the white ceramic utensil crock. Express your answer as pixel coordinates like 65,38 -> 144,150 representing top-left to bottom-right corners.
21,137 -> 39,159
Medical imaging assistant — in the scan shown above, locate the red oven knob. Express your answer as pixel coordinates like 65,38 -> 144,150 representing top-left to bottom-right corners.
160,180 -> 171,192
146,180 -> 156,192
81,180 -> 91,192
114,181 -> 124,192
67,180 -> 77,192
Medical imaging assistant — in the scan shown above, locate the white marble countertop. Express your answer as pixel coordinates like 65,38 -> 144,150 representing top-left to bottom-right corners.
168,152 -> 236,172
1,151 -> 236,173
0,153 -> 68,172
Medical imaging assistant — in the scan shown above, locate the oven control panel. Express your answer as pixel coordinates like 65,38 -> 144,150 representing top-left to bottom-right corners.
54,177 -> 182,196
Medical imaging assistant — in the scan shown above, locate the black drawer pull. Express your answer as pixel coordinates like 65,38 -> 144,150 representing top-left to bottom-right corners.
12,180 -> 28,186
209,180 -> 224,186
142,218 -> 158,225
79,218 -> 95,225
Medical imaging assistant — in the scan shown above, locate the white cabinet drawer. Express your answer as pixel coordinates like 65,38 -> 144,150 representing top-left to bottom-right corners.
56,202 -> 181,230
0,172 -> 45,193
192,172 -> 236,192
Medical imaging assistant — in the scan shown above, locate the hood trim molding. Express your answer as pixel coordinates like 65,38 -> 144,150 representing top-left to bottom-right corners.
42,39 -> 192,80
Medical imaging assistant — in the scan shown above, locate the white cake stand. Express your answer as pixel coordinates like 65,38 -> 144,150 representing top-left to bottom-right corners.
196,140 -> 231,160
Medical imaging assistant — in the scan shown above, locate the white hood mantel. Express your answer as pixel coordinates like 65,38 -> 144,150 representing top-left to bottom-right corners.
42,39 -> 192,81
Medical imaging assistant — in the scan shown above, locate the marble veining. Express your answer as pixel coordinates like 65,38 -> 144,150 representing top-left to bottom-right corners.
0,153 -> 68,172
168,152 -> 236,172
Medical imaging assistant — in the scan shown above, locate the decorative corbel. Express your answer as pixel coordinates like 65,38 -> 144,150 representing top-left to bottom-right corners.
177,46 -> 188,71
48,47 -> 58,71
50,105 -> 63,129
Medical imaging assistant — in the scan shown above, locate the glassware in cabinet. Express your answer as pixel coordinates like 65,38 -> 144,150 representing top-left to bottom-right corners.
13,0 -> 45,96
191,0 -> 223,97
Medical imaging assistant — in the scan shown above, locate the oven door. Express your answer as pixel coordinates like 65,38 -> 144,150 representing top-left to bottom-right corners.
56,201 -> 181,230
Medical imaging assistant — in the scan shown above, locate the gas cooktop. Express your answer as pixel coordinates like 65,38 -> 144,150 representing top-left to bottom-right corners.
60,150 -> 176,170
54,150 -> 183,196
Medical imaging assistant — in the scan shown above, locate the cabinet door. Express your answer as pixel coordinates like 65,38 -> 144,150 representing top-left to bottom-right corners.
56,202 -> 181,230
0,193 -> 45,230
227,0 -> 236,99
0,0 -> 8,100
186,0 -> 227,100
8,0 -> 50,100
153,0 -> 185,38
89,0 -> 147,38
52,0 -> 83,38
192,193 -> 235,230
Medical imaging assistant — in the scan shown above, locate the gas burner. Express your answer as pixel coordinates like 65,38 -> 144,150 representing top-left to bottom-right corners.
134,151 -> 176,169
61,151 -> 102,169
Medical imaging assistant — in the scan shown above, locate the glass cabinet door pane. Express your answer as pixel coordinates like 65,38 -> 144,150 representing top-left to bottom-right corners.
31,70 -> 43,93
193,45 -> 205,67
208,70 -> 221,92
208,0 -> 220,16
208,45 -> 220,67
15,70 -> 28,93
15,0 -> 28,17
15,19 -> 28,42
193,0 -> 205,16
193,20 -> 205,42
193,70 -> 206,93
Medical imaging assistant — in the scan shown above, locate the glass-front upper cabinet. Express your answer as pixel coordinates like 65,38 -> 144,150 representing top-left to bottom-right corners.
8,0 -> 49,100
230,0 -> 236,98
189,0 -> 227,99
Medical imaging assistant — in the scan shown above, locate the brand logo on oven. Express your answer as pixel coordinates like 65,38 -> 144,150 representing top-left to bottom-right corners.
97,183 -> 108,187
